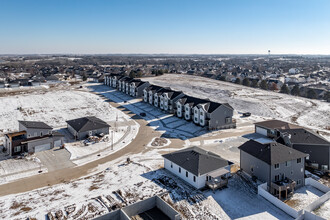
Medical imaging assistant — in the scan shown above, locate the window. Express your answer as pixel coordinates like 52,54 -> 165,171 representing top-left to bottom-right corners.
297,158 -> 302,163
179,167 -> 181,173
286,161 -> 291,167
171,163 -> 173,168
195,109 -> 197,114
275,175 -> 280,181
297,179 -> 302,185
186,171 -> 188,178
89,131 -> 93,136
200,111 -> 203,116
291,171 -> 293,175
48,131 -> 51,135
225,117 -> 231,124
206,176 -> 208,181
274,163 -> 280,169
193,176 -> 196,182
14,146 -> 21,153
200,120 -> 203,124
40,132 -> 43,136
251,167 -> 254,172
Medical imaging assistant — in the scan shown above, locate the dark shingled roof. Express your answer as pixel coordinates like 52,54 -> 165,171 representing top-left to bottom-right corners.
254,120 -> 301,130
19,121 -> 53,129
177,95 -> 209,107
238,140 -> 308,165
162,147 -> 231,176
66,116 -> 110,133
280,128 -> 330,145
165,91 -> 183,100
145,85 -> 163,92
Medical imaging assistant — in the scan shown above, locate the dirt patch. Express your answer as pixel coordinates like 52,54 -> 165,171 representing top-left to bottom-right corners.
10,201 -> 24,209
150,137 -> 168,147
89,185 -> 99,191
285,199 -> 299,207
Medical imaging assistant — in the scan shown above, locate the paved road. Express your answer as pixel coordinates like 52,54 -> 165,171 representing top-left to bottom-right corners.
36,147 -> 75,172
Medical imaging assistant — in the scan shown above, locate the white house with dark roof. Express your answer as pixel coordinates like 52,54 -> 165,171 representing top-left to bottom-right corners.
66,116 -> 110,140
163,147 -> 232,189
160,90 -> 185,113
129,80 -> 149,97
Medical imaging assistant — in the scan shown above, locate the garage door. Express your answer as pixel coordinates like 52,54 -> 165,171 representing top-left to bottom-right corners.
256,126 -> 268,136
35,143 -> 51,152
54,140 -> 62,147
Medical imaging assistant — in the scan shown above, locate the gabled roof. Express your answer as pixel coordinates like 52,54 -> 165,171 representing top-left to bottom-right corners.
177,95 -> 209,107
254,120 -> 301,130
145,85 -> 163,92
238,140 -> 308,165
162,147 -> 231,176
66,116 -> 110,133
281,128 -> 330,145
164,91 -> 183,100
19,121 -> 53,130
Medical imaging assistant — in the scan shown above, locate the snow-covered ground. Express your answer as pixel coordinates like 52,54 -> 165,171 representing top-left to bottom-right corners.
0,156 -> 47,185
313,199 -> 330,219
285,186 -> 324,211
143,74 -> 330,139
0,146 -> 295,220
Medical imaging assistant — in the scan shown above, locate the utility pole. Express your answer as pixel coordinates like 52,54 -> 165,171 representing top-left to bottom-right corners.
111,130 -> 114,150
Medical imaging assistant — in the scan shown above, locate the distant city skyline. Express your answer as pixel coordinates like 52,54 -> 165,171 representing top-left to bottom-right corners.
1,0 -> 330,55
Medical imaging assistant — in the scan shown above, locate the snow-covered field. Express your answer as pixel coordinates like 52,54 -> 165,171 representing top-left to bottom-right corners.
0,86 -> 131,135
143,74 -> 330,138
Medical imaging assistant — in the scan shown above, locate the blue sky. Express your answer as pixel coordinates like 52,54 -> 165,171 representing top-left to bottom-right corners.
0,0 -> 329,54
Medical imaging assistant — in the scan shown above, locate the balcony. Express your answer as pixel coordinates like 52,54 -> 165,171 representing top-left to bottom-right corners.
270,178 -> 296,199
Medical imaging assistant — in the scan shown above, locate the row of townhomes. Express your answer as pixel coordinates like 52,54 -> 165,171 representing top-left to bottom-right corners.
104,74 -> 236,130
4,117 -> 110,156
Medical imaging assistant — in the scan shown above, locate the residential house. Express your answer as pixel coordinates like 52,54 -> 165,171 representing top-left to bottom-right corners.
160,90 -> 185,113
66,116 -> 110,140
163,146 -> 232,189
277,128 -> 330,171
239,140 -> 308,199
129,80 -> 150,97
194,102 -> 236,130
175,95 -> 209,120
153,87 -> 172,108
4,121 -> 64,156
255,120 -> 330,171
143,85 -> 163,104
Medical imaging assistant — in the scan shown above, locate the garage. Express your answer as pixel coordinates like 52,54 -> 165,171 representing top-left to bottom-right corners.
54,140 -> 62,147
256,126 -> 268,136
34,143 -> 51,152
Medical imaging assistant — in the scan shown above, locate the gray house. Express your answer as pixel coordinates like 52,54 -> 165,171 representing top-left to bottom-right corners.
239,140 -> 308,199
4,121 -> 64,156
160,90 -> 185,113
255,120 -> 330,171
129,80 -> 150,97
143,85 -> 163,104
66,116 -> 110,140
277,128 -> 330,171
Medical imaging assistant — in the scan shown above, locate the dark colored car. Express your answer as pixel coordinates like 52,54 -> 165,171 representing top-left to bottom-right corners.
243,112 -> 251,117
140,112 -> 146,117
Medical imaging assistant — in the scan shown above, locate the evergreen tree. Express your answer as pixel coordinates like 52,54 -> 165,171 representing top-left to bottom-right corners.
235,78 -> 241,84
291,85 -> 300,96
280,84 -> 289,94
242,78 -> 250,86
307,89 -> 317,99
251,79 -> 259,88
260,80 -> 268,90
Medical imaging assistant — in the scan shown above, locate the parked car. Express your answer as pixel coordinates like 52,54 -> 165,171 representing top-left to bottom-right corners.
242,112 -> 251,117
140,112 -> 146,117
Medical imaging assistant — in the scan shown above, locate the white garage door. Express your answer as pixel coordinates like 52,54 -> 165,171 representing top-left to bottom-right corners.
256,126 -> 268,136
35,143 -> 51,152
54,140 -> 62,147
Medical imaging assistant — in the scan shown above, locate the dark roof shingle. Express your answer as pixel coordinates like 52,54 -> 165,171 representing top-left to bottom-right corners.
19,121 -> 53,129
238,140 -> 308,165
66,116 -> 110,133
163,147 -> 231,176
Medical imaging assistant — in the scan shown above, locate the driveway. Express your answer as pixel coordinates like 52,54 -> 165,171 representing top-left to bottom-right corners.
36,147 -> 75,172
